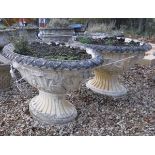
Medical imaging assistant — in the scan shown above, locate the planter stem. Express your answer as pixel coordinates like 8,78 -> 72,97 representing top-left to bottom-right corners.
29,91 -> 77,124
86,67 -> 127,96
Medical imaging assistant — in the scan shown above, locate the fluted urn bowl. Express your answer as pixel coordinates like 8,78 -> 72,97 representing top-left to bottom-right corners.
73,36 -> 152,96
1,42 -> 103,124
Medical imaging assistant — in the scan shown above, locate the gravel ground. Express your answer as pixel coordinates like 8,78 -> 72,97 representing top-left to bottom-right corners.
1,64 -> 155,136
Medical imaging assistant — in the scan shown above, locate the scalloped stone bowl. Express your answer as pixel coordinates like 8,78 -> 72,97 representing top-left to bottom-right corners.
1,43 -> 103,125
72,37 -> 152,96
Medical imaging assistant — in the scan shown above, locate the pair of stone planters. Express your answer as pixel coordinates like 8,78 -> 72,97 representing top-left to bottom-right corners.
1,43 -> 103,125
71,37 -> 151,96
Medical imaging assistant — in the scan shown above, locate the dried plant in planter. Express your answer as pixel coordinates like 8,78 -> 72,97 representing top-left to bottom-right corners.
9,34 -> 33,55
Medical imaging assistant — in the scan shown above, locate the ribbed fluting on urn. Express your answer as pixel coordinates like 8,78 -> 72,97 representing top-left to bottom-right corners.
86,68 -> 127,96
29,91 -> 77,124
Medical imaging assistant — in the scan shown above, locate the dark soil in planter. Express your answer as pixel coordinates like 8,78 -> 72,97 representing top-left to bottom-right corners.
76,36 -> 141,46
14,41 -> 91,60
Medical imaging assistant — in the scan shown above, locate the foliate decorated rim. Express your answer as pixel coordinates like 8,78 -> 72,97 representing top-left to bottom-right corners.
73,37 -> 152,53
1,43 -> 104,70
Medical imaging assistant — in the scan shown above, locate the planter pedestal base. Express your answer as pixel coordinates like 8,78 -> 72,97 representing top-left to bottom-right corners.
86,68 -> 127,97
29,91 -> 77,125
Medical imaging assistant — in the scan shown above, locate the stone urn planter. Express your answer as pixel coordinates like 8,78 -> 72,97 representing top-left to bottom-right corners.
38,28 -> 74,43
72,36 -> 152,96
1,42 -> 103,124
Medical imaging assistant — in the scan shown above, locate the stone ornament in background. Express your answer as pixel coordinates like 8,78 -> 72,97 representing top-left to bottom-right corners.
0,28 -> 38,48
1,43 -> 103,125
140,43 -> 155,66
0,29 -> 16,48
140,43 -> 155,82
72,36 -> 152,97
16,27 -> 38,42
38,28 -> 74,43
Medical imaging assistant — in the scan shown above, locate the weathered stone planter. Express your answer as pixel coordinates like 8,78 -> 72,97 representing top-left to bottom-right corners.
38,28 -> 74,43
1,43 -> 103,124
72,37 -> 152,96
0,61 -> 11,90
